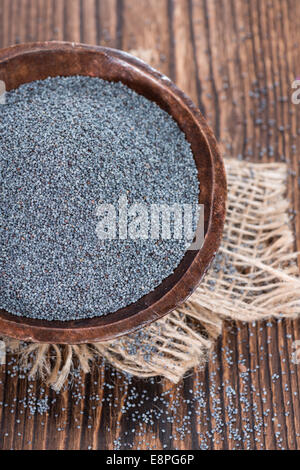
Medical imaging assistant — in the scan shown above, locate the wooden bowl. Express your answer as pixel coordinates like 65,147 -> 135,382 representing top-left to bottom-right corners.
0,42 -> 226,344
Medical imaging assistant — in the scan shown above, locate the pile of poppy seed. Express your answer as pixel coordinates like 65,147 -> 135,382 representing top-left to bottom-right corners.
0,76 -> 199,321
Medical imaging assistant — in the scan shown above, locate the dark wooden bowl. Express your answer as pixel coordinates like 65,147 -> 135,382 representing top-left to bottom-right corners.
0,41 -> 226,344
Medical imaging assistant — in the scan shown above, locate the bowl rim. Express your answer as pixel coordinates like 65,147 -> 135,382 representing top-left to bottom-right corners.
0,41 -> 227,344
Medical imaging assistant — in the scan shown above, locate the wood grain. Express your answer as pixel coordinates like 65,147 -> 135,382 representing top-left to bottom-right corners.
0,0 -> 299,450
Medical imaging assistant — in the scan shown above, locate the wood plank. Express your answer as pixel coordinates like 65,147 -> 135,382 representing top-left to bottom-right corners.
97,0 -> 118,47
64,0 -> 81,43
122,0 -> 170,76
81,0 -> 97,45
52,0 -> 65,41
172,0 -> 198,103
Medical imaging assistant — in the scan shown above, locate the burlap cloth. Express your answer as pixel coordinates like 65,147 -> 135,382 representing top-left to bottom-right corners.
1,159 -> 300,391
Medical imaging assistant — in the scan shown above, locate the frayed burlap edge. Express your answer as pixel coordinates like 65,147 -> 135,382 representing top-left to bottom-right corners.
1,159 -> 299,391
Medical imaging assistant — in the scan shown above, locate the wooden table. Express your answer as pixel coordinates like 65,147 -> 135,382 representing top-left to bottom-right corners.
0,0 -> 299,450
